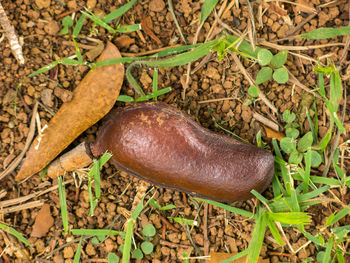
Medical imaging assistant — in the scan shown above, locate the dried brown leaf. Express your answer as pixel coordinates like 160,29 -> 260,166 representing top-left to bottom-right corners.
114,35 -> 135,49
31,204 -> 54,237
16,42 -> 125,181
264,125 -> 285,141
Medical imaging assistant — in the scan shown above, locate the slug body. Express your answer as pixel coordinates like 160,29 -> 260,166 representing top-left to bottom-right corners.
91,102 -> 274,202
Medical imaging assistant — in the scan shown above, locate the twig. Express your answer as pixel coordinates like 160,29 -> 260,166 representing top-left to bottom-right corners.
198,97 -> 239,104
245,0 -> 256,48
203,203 -> 209,257
0,2 -> 24,64
0,102 -> 38,181
264,0 -> 317,13
230,52 -> 278,114
55,6 -> 83,20
285,13 -> 318,37
259,40 -> 345,51
159,215 -> 180,232
167,0 -> 187,44
0,200 -> 45,214
253,112 -> 280,131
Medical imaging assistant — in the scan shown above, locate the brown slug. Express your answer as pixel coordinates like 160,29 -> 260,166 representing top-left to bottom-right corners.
90,101 -> 274,202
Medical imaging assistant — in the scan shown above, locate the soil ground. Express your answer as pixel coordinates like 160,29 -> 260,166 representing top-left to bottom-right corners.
0,0 -> 350,262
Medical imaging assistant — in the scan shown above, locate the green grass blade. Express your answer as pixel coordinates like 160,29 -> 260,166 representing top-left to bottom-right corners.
95,57 -> 140,66
326,206 -> 350,227
98,152 -> 112,168
247,209 -> 268,262
60,58 -> 83,65
303,149 -> 312,193
199,0 -> 219,25
322,236 -> 334,263
73,237 -> 83,263
58,176 -> 69,234
72,229 -> 120,236
325,101 -> 345,133
300,26 -> 350,39
102,0 -> 137,23
116,95 -> 134,102
251,190 -> 270,204
0,224 -> 32,248
310,176 -> 342,186
194,198 -> 254,218
72,38 -> 83,64
143,40 -> 218,67
153,44 -> 199,57
152,68 -> 158,101
126,62 -> 146,96
168,217 -> 197,226
82,9 -> 116,33
117,24 -> 141,33
268,212 -> 311,225
28,61 -> 59,78
122,219 -> 134,263
92,159 -> 101,199
266,217 -> 284,246
73,14 -> 86,38
219,249 -> 249,263
134,87 -> 171,102
298,186 -> 330,202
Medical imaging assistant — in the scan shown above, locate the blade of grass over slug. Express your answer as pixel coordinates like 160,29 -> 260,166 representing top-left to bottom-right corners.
116,95 -> 134,102
73,13 -> 86,38
199,0 -> 219,25
102,0 -> 137,23
82,9 -> 116,33
58,176 -> 69,234
72,229 -> 120,236
194,198 -> 255,219
117,24 -> 140,33
300,26 -> 350,39
0,224 -> 32,248
73,237 -> 83,263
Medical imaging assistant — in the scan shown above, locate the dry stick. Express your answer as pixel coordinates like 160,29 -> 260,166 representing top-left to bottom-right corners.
322,86 -> 347,177
284,12 -> 318,38
245,0 -> 256,47
285,67 -> 322,99
0,3 -> 24,64
182,22 -> 203,100
0,190 -> 7,200
198,97 -> 239,104
264,0 -> 317,13
230,52 -> 278,114
259,40 -> 345,51
205,0 -> 228,42
0,102 -> 38,181
253,112 -> 279,131
159,215 -> 180,232
203,203 -> 209,258
0,200 -> 44,214
167,0 -> 187,44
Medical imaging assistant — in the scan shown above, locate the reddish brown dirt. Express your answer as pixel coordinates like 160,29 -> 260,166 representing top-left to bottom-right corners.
0,0 -> 350,262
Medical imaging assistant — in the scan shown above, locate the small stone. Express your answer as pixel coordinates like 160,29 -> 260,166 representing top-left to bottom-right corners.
35,0 -> 50,9
24,95 -> 33,105
54,87 -> 73,103
140,71 -> 152,87
44,21 -> 60,35
87,0 -> 97,9
63,246 -> 74,259
67,0 -> 77,9
8,121 -> 15,129
85,242 -> 96,256
149,0 -> 166,12
2,89 -> 16,105
221,100 -> 230,113
41,89 -> 54,107
206,66 -> 220,80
